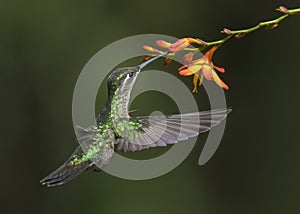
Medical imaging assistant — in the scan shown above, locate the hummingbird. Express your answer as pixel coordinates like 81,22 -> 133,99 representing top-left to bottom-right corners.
40,52 -> 232,187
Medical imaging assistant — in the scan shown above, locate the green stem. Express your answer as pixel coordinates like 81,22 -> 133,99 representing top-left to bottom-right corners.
146,6 -> 300,58
205,35 -> 232,46
199,6 -> 300,49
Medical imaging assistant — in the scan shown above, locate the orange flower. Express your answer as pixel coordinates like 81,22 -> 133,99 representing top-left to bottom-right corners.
178,45 -> 229,92
169,38 -> 203,52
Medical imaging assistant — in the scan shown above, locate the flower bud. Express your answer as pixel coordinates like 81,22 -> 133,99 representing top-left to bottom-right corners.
142,45 -> 161,53
276,6 -> 289,14
266,23 -> 279,29
222,28 -> 232,35
156,40 -> 172,49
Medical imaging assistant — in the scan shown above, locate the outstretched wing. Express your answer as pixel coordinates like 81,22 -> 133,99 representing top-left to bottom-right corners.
115,108 -> 232,152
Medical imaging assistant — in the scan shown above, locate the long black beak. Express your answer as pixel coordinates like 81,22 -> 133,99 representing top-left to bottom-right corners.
137,51 -> 168,70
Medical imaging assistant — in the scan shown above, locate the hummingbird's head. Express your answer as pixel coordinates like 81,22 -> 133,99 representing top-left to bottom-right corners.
107,67 -> 140,94
107,51 -> 168,95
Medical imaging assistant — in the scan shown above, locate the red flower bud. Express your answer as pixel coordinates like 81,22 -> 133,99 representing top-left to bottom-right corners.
156,40 -> 172,49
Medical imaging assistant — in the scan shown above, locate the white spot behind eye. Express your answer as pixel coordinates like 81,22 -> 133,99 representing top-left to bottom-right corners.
128,72 -> 134,77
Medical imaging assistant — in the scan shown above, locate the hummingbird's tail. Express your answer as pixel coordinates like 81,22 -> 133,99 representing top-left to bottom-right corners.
40,147 -> 92,187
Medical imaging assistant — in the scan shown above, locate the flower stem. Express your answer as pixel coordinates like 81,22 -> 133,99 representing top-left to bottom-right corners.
146,6 -> 300,57
200,6 -> 300,48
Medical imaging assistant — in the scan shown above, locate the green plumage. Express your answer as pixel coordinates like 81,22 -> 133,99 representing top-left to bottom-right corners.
40,52 -> 231,187
40,66 -> 145,186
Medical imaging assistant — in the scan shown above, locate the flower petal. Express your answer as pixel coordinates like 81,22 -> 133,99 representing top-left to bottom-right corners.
179,64 -> 202,76
199,73 -> 203,86
192,56 -> 208,65
211,70 -> 229,90
182,51 -> 196,65
202,64 -> 214,80
204,45 -> 219,61
192,73 -> 199,93
178,68 -> 193,76
178,65 -> 187,71
213,65 -> 225,73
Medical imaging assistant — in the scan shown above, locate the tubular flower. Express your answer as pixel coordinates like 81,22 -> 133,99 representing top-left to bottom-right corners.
142,45 -> 162,54
169,38 -> 203,52
178,45 -> 229,92
156,40 -> 172,49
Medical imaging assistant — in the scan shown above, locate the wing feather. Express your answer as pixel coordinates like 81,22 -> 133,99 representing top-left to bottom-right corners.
115,108 -> 231,152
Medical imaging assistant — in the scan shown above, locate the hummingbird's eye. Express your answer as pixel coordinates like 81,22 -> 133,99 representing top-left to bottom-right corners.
128,72 -> 134,77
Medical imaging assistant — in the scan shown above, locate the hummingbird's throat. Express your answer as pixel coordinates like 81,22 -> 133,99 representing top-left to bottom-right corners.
110,87 -> 131,118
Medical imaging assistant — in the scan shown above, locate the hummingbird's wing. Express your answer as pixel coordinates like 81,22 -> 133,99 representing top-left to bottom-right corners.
115,108 -> 231,152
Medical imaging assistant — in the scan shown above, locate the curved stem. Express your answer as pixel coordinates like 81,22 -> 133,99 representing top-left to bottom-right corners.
199,6 -> 300,49
146,6 -> 300,58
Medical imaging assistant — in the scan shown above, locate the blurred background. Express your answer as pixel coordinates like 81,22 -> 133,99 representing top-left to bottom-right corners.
1,0 -> 300,213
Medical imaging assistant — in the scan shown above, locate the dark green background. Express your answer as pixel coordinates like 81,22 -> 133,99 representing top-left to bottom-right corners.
1,0 -> 300,213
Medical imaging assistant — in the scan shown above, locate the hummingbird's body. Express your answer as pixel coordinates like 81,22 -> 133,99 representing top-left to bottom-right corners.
40,53 -> 231,187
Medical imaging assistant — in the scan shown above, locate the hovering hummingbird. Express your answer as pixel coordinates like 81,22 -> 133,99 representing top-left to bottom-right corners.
40,52 -> 231,187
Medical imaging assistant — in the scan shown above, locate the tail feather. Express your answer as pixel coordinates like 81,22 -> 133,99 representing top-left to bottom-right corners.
40,147 -> 91,187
